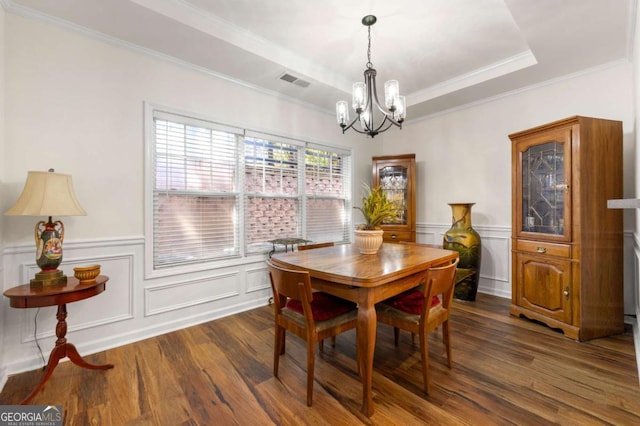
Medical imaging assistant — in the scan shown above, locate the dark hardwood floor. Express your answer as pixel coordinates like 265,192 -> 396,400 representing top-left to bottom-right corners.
1,293 -> 638,425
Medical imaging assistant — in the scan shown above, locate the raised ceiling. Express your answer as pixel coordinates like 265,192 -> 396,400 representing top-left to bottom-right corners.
4,0 -> 635,119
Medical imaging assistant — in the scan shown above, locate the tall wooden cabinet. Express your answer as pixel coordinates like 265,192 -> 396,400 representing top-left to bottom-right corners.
372,154 -> 416,243
509,116 -> 623,341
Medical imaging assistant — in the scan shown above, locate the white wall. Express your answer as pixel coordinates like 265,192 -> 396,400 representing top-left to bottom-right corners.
380,62 -> 636,302
632,0 -> 640,373
0,12 -> 369,382
0,4 -> 7,386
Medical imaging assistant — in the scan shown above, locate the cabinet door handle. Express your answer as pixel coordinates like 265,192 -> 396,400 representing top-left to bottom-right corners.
536,246 -> 547,253
563,288 -> 570,297
390,234 -> 397,239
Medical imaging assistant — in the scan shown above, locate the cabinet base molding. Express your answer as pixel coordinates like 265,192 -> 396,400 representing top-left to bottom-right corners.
509,304 -> 579,340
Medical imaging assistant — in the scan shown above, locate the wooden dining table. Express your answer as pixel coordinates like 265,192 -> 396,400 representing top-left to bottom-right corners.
270,242 -> 459,417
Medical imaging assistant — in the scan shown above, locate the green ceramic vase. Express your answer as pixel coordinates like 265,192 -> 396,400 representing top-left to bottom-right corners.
442,203 -> 482,301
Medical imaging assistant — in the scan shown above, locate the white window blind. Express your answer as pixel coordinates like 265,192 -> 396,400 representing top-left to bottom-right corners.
244,136 -> 301,253
304,146 -> 352,243
153,115 -> 241,268
148,106 -> 352,270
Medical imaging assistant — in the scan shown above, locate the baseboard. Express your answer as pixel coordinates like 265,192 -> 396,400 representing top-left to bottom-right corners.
0,367 -> 7,396
630,315 -> 640,384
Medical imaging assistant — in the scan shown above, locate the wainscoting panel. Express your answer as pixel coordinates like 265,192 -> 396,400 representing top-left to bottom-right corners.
630,232 -> 640,382
1,237 -> 276,377
246,263 -> 271,294
144,270 -> 240,316
20,253 -> 135,344
417,223 -> 512,298
625,230 -> 638,316
1,238 -> 143,375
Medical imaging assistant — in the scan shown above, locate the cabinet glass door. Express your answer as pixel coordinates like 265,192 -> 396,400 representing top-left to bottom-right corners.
519,134 -> 570,240
379,165 -> 408,225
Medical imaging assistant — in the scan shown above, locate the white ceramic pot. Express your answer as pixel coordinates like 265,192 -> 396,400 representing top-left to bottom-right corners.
354,229 -> 384,254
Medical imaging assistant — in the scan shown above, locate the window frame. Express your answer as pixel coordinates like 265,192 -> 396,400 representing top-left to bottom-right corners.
144,103 -> 353,278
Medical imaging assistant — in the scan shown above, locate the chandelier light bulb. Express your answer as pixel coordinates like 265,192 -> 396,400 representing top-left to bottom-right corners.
384,80 -> 399,109
395,96 -> 406,120
352,82 -> 366,111
336,100 -> 349,125
360,110 -> 371,131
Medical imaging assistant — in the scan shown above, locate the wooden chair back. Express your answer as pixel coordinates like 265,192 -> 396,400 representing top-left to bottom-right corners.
267,259 -> 315,333
422,257 -> 459,323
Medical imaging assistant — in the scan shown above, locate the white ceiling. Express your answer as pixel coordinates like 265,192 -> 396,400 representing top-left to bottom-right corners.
4,0 -> 636,120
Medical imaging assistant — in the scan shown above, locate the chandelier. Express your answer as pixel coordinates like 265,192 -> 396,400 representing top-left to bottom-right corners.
336,15 -> 406,138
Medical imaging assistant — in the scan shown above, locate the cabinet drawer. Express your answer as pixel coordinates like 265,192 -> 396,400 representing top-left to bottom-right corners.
515,240 -> 571,258
383,230 -> 414,242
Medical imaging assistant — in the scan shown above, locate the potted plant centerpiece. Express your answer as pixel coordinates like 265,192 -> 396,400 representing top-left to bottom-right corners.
353,184 -> 397,254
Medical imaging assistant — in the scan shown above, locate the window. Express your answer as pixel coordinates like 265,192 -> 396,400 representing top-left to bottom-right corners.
146,106 -> 352,272
304,147 -> 351,243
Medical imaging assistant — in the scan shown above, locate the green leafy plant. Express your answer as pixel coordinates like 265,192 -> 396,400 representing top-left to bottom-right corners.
354,183 -> 398,230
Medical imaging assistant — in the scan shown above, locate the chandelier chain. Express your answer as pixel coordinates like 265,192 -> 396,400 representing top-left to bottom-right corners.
366,25 -> 373,69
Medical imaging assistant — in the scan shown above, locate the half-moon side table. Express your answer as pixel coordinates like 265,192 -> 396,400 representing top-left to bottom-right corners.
3,275 -> 114,404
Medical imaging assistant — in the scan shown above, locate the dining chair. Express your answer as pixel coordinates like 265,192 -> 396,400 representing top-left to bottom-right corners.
297,241 -> 335,251
266,259 -> 357,406
296,241 -> 337,347
375,257 -> 459,394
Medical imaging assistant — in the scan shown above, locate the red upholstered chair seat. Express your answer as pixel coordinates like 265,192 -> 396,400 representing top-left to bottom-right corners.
383,289 -> 440,315
286,292 -> 357,321
376,258 -> 459,395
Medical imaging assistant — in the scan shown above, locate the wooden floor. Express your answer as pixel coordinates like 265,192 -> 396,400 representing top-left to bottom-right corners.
1,293 -> 639,425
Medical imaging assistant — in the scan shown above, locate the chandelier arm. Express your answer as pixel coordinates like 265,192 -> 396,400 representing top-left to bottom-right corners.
373,116 -> 399,135
376,110 -> 403,129
372,100 -> 402,124
362,95 -> 375,133
368,70 -> 385,114
340,114 -> 363,134
360,68 -> 379,133
366,67 -> 403,130
350,127 -> 370,135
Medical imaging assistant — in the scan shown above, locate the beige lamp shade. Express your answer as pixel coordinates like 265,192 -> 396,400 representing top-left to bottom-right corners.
5,170 -> 87,217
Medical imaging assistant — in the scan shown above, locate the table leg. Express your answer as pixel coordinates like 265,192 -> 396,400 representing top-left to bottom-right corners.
20,303 -> 114,404
357,292 -> 376,417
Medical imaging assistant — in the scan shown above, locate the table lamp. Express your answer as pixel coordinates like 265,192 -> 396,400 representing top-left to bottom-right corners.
5,169 -> 86,287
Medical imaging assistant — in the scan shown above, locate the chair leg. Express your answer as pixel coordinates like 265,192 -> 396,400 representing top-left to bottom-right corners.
331,336 -> 336,347
394,327 -> 400,346
419,330 -> 430,394
279,328 -> 286,355
443,320 -> 452,368
319,339 -> 324,352
412,333 -> 416,345
306,339 -> 316,406
274,326 -> 285,377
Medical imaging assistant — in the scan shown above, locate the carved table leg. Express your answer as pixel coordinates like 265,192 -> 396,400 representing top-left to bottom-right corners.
357,291 -> 376,417
20,303 -> 114,404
